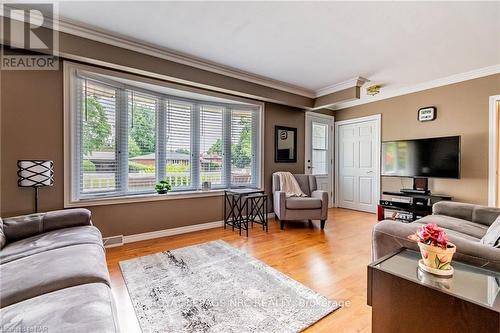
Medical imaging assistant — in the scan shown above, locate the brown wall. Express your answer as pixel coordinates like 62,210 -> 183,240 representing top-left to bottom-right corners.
264,103 -> 305,194
1,67 -> 64,214
335,74 -> 500,205
0,60 -> 305,236
1,17 -> 314,109
314,87 -> 360,109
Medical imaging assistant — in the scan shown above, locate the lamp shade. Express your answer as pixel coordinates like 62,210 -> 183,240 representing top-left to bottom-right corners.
17,160 -> 54,187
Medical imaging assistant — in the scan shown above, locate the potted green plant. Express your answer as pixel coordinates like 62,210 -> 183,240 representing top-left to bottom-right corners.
409,223 -> 456,276
155,180 -> 171,194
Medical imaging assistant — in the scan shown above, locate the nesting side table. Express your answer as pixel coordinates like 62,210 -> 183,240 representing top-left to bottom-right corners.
224,188 -> 268,236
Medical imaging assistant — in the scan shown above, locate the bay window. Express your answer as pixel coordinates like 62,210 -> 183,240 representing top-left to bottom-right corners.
65,63 -> 262,204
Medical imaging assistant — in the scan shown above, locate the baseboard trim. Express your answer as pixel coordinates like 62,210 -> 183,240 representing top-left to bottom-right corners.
102,235 -> 124,248
104,242 -> 124,248
103,212 -> 276,247
121,220 -> 223,244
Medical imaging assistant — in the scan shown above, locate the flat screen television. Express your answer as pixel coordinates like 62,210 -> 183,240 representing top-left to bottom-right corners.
381,136 -> 460,179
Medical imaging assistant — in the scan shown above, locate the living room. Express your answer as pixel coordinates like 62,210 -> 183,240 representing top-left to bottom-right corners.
1,2 -> 499,333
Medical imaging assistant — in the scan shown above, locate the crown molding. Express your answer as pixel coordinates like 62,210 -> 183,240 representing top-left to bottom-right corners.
315,76 -> 369,97
2,7 -> 316,98
330,64 -> 500,110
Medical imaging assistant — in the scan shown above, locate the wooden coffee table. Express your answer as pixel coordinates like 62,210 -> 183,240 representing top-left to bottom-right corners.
368,249 -> 500,333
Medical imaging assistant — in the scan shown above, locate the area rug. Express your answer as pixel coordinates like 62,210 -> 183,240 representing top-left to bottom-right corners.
119,240 -> 339,333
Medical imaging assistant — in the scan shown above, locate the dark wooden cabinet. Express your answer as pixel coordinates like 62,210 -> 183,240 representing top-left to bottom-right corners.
368,249 -> 500,333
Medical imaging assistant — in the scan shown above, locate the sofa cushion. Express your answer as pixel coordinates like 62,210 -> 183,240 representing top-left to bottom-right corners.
0,226 -> 103,264
432,201 -> 500,227
0,243 -> 110,307
481,215 -> 500,247
412,222 -> 482,242
472,206 -> 500,227
0,283 -> 118,333
417,214 -> 488,239
2,213 -> 45,242
2,209 -> 92,243
286,197 -> 322,210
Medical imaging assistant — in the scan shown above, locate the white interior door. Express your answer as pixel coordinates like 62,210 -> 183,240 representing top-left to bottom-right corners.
336,115 -> 380,213
305,113 -> 334,207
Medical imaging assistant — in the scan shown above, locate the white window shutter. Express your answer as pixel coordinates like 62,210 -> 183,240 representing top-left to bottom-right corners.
70,66 -> 262,201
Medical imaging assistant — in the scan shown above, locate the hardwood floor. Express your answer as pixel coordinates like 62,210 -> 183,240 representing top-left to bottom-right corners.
106,208 -> 376,332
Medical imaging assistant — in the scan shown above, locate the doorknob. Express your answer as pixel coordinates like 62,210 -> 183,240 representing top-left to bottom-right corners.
367,171 -> 374,174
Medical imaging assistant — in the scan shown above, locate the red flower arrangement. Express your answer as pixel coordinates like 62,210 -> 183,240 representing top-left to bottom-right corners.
409,223 -> 450,249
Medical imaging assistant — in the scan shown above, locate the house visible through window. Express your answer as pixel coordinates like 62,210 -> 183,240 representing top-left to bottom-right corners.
67,64 -> 262,203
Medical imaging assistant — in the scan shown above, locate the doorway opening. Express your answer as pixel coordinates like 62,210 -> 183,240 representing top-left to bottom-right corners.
305,112 -> 335,207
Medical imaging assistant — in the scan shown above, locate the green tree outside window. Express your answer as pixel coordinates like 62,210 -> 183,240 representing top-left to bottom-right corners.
130,105 -> 155,154
83,96 -> 112,155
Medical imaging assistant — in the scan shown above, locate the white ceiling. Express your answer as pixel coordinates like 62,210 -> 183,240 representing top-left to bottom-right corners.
55,1 -> 500,97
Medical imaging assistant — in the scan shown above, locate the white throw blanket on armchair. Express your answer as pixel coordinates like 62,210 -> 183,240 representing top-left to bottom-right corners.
275,172 -> 306,197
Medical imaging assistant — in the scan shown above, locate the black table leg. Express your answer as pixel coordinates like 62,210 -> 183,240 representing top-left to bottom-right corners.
224,191 -> 227,229
224,190 -> 266,237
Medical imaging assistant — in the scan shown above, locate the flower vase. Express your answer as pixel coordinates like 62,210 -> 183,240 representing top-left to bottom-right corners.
417,241 -> 456,276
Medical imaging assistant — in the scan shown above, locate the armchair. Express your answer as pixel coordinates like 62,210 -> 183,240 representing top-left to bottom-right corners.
272,173 -> 329,230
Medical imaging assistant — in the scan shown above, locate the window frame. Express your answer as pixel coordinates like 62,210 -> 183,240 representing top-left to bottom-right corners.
64,61 -> 264,207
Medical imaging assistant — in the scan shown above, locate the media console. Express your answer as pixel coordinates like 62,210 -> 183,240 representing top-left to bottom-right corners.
379,136 -> 459,222
377,191 -> 452,223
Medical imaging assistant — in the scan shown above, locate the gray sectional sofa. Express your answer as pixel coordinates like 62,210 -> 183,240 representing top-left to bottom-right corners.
373,201 -> 500,272
0,209 -> 119,332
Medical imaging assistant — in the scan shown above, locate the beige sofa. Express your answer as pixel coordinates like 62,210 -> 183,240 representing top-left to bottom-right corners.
272,173 -> 329,230
373,201 -> 500,272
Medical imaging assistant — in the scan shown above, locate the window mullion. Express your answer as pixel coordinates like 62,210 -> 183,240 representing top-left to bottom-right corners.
74,77 -> 84,201
251,108 -> 260,188
191,103 -> 200,190
116,89 -> 129,194
223,107 -> 232,188
157,97 -> 167,182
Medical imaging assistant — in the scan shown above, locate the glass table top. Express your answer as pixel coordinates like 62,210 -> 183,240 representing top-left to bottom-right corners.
225,188 -> 264,195
372,249 -> 500,309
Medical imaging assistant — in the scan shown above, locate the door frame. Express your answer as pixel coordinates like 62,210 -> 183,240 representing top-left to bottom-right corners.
334,114 -> 381,210
305,111 -> 335,207
488,95 -> 500,206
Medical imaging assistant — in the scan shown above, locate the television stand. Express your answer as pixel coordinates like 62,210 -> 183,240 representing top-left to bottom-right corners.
400,188 -> 430,195
377,191 -> 452,222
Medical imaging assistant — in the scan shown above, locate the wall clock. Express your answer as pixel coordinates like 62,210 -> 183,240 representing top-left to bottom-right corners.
418,107 -> 436,122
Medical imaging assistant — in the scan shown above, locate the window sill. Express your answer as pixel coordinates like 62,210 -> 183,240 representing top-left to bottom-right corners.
64,189 -> 226,208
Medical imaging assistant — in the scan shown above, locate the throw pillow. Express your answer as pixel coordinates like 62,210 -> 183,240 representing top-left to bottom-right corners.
481,214 -> 500,247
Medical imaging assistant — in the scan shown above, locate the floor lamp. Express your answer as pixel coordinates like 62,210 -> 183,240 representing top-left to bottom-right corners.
17,160 -> 54,213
